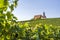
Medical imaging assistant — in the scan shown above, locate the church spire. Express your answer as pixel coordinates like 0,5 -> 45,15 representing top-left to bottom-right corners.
43,12 -> 46,18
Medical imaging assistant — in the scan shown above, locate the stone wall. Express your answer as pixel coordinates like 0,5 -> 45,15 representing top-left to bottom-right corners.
34,15 -> 42,20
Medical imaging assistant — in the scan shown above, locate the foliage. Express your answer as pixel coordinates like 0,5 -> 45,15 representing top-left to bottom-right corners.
16,22 -> 60,40
0,0 -> 19,40
0,0 -> 60,40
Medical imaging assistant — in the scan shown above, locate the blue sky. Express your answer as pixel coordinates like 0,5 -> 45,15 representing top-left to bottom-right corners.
13,0 -> 60,21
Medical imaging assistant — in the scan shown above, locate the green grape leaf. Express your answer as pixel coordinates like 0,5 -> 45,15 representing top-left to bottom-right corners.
0,0 -> 4,8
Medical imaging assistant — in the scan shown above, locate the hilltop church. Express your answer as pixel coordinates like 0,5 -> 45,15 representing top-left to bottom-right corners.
34,12 -> 46,20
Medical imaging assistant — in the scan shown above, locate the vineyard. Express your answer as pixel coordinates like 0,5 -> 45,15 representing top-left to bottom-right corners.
18,18 -> 60,40
0,0 -> 60,40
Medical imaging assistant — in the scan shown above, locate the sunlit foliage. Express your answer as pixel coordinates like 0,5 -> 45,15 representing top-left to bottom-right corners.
0,0 -> 60,40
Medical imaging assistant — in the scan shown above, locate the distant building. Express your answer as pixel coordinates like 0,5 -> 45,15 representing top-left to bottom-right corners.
34,12 -> 46,20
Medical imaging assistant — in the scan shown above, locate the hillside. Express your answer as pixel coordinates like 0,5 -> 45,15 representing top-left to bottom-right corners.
20,18 -> 60,26
16,18 -> 60,40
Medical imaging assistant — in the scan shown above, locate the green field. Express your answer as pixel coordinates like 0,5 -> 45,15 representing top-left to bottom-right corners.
20,18 -> 60,26
17,18 -> 60,40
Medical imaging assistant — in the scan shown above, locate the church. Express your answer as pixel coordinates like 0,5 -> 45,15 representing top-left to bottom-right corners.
34,12 -> 46,20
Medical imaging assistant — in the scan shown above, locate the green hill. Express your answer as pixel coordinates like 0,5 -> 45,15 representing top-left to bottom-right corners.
20,18 -> 60,26
17,18 -> 60,40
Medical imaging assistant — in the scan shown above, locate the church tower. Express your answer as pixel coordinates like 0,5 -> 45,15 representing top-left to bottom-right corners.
43,12 -> 46,18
